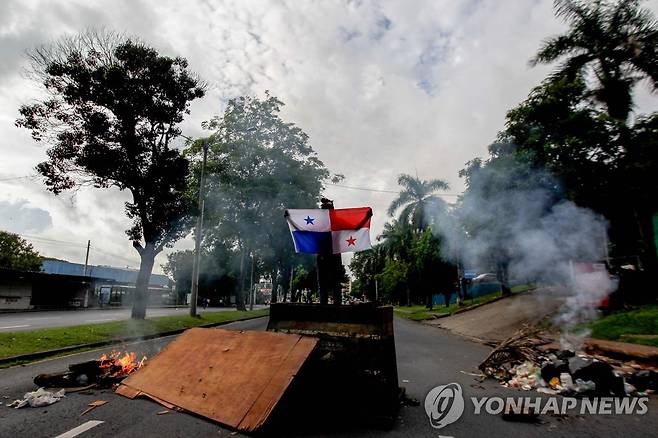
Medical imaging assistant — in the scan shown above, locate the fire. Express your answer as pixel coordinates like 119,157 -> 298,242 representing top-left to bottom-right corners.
98,351 -> 147,376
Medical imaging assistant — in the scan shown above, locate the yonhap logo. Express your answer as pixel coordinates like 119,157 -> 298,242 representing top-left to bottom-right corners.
424,383 -> 465,429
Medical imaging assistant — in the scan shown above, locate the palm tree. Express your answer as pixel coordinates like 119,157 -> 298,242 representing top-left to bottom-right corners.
379,220 -> 413,259
387,174 -> 450,231
531,0 -> 658,121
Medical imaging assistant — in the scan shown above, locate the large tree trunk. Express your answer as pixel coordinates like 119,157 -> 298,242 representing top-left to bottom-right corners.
496,262 -> 512,296
132,243 -> 156,319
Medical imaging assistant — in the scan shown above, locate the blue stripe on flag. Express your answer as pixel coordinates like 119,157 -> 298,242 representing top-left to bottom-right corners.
292,231 -> 332,254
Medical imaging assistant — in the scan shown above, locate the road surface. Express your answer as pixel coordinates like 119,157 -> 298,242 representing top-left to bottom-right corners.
0,316 -> 656,437
0,306 -> 267,332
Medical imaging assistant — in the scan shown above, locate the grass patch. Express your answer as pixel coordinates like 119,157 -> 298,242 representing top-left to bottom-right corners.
0,308 -> 269,361
588,305 -> 658,348
394,290 -> 504,321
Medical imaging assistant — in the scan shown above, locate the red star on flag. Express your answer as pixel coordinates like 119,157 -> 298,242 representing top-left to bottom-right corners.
346,236 -> 356,246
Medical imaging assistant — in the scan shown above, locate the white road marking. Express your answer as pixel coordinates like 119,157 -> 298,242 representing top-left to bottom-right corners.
54,420 -> 104,438
0,325 -> 30,330
84,318 -> 116,323
23,316 -> 63,321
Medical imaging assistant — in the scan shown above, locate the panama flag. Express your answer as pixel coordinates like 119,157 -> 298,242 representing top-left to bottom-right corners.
285,207 -> 372,254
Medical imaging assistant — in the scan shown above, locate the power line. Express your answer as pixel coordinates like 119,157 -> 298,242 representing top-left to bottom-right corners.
18,233 -> 89,247
0,175 -> 37,182
326,182 -> 461,197
17,233 -> 138,266
89,246 -> 139,265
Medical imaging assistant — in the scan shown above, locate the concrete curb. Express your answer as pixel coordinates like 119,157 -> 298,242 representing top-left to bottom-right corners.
0,313 -> 269,367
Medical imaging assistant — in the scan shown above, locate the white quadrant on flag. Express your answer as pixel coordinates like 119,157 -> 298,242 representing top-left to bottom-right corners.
331,228 -> 371,254
285,209 -> 331,232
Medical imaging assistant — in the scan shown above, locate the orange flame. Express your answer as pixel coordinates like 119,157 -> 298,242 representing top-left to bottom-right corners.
98,351 -> 147,376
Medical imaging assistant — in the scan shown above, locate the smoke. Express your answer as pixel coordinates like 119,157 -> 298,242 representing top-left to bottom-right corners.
426,158 -> 614,349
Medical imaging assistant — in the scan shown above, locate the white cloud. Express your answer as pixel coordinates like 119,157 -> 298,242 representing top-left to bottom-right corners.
1,0 -> 657,272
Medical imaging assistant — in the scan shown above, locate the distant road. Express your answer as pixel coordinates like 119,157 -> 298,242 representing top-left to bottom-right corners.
0,305 -> 267,332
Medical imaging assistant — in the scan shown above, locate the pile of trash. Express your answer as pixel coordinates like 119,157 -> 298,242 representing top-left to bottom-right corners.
479,327 -> 658,397
7,388 -> 66,409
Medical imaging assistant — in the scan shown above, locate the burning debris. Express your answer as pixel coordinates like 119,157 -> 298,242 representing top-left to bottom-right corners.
479,328 -> 657,397
34,351 -> 147,390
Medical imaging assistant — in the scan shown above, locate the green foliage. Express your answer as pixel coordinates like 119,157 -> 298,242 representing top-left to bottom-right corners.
393,290 -> 503,321
387,174 -> 449,230
349,246 -> 386,300
532,0 -> 658,121
16,30 -> 205,318
378,258 -> 409,303
462,1 -> 658,275
589,306 -> 658,347
185,93 -> 334,308
0,309 -> 269,363
0,231 -> 42,271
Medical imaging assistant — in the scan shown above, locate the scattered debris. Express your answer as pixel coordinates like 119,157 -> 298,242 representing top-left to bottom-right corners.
627,370 -> 658,392
479,327 -> 658,397
34,351 -> 146,389
460,370 -> 486,378
8,388 -> 66,408
157,410 -> 170,415
81,400 -> 107,416
479,326 -> 548,381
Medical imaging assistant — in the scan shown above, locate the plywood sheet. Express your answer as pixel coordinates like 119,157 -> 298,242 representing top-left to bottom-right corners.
116,327 -> 317,432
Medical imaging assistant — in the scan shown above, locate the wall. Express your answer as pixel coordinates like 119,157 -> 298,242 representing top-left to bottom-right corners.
0,278 -> 32,310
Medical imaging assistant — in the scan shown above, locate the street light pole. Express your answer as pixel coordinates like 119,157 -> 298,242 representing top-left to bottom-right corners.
190,141 -> 208,317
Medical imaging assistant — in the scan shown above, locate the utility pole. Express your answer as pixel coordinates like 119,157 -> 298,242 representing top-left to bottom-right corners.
249,253 -> 255,311
83,240 -> 90,276
190,141 -> 209,317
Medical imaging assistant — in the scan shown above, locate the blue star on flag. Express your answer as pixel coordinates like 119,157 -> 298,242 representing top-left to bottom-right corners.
304,216 -> 315,225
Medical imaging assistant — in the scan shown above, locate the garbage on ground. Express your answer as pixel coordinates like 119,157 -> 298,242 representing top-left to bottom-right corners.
479,326 -> 657,397
80,400 -> 107,416
7,388 -> 66,408
34,351 -> 146,390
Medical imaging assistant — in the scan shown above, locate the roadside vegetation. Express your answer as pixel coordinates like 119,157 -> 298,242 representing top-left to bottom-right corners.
0,308 -> 268,363
393,285 -> 535,321
589,306 -> 658,348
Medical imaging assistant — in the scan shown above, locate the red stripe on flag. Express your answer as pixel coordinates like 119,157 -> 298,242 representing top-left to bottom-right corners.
329,207 -> 372,231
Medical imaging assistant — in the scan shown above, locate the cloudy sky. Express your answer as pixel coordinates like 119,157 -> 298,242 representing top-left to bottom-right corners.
1,0 -> 657,274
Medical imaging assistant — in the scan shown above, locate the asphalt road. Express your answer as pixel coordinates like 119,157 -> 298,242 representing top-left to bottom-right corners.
0,306 -> 267,332
0,316 -> 656,437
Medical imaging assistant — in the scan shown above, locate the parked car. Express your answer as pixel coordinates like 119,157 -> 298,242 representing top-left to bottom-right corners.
472,273 -> 497,284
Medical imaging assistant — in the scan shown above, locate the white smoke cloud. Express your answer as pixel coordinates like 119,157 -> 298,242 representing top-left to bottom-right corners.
427,160 -> 614,348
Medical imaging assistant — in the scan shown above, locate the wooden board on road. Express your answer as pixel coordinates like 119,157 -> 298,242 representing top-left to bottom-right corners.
116,327 -> 317,432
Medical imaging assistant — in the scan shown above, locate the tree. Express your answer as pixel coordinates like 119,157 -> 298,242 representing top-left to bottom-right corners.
191,94 -> 335,309
349,245 -> 386,301
0,231 -> 42,271
410,229 -> 456,309
500,74 -> 658,274
378,258 -> 410,305
16,30 -> 205,319
387,174 -> 449,230
162,250 -> 194,304
532,0 -> 658,121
